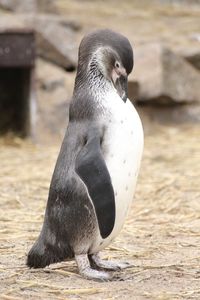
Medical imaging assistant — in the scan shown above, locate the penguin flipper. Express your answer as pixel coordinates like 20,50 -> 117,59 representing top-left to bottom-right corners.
75,131 -> 115,239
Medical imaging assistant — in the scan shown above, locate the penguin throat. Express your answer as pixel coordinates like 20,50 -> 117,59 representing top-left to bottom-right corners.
88,63 -> 110,90
74,63 -> 113,99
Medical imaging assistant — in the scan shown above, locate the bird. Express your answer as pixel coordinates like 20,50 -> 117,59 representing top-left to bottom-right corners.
27,29 -> 144,281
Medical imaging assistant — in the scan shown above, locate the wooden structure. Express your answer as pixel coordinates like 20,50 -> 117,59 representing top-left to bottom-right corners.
0,30 -> 35,136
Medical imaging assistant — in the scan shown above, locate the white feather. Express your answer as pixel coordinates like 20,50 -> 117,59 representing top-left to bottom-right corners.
90,89 -> 144,253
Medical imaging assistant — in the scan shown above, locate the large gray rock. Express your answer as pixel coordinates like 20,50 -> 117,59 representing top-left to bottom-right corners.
129,43 -> 200,104
26,15 -> 78,70
35,58 -> 75,143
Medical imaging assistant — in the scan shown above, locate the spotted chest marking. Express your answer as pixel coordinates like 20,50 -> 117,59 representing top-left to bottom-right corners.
91,90 -> 144,253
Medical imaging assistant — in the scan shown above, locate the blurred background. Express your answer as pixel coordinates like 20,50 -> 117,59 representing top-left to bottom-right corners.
0,0 -> 200,142
0,1 -> 200,299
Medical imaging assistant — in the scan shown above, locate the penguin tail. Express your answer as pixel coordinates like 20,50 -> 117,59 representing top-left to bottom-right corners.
26,235 -> 73,268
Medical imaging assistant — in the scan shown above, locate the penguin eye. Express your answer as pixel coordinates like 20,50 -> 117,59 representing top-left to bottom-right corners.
115,61 -> 120,68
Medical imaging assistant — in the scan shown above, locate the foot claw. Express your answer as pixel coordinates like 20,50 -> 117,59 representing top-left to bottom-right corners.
89,254 -> 132,271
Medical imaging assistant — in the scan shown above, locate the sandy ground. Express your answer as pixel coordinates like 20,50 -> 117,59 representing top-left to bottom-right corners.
0,122 -> 199,300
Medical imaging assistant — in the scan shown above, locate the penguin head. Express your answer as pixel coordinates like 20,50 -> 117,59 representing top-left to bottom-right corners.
76,29 -> 134,102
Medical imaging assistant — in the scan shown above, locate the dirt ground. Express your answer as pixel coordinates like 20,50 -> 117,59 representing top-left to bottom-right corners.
0,121 -> 199,300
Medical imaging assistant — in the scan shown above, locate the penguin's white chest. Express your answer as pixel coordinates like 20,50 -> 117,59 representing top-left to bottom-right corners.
94,91 -> 143,251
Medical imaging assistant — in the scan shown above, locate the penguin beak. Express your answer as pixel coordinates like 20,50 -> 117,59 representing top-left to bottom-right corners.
111,67 -> 128,102
115,75 -> 128,102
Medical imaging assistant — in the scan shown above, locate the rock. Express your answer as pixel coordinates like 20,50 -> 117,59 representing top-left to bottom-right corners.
128,81 -> 139,103
24,14 -> 79,71
40,77 -> 65,92
129,43 -> 200,104
0,0 -> 36,12
179,47 -> 200,71
37,0 -> 57,13
136,103 -> 200,133
0,0 -> 56,13
21,13 -> 81,33
35,59 -> 75,143
186,52 -> 200,70
0,14 -> 26,30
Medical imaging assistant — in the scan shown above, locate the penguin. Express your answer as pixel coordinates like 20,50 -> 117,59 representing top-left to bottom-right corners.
27,29 -> 144,281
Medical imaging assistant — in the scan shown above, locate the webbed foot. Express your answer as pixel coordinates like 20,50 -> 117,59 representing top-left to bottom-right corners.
89,253 -> 131,271
75,254 -> 112,281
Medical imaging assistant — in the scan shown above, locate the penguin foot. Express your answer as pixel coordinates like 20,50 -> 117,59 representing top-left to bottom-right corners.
89,253 -> 131,271
75,254 -> 112,281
